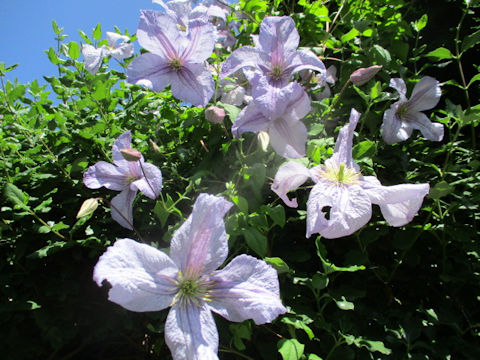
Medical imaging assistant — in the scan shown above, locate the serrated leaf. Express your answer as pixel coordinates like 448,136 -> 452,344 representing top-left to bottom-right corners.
278,339 -> 305,360
425,47 -> 454,61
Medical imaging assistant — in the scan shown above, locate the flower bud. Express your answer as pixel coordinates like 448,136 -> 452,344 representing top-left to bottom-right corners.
350,65 -> 382,86
257,131 -> 270,152
120,148 -> 142,161
149,139 -> 161,153
76,198 -> 100,218
205,106 -> 226,124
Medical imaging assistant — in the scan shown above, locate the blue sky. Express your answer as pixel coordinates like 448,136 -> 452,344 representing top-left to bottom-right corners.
0,0 -> 155,84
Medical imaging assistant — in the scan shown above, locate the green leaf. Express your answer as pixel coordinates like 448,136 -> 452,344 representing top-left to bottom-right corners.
425,47 -> 454,61
264,257 -> 290,274
370,44 -> 391,65
263,204 -> 286,227
27,300 -> 42,310
462,29 -> 480,53
78,30 -> 92,44
68,41 -> 80,59
353,140 -> 376,160
28,241 -> 70,258
231,195 -> 248,213
241,227 -> 267,257
334,296 -> 355,310
93,23 -> 102,40
467,73 -> 480,88
92,81 -> 107,101
312,272 -> 329,290
4,183 -> 29,209
219,102 -> 241,122
342,333 -> 392,355
341,28 -> 359,43
52,20 -> 63,35
308,355 -> 323,360
413,14 -> 428,32
278,339 -> 305,360
281,317 -> 315,340
316,238 -> 365,274
46,47 -> 59,65
429,180 -> 454,199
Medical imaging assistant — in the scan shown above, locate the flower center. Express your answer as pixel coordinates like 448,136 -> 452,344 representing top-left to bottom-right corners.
169,58 -> 183,71
396,102 -> 409,118
318,163 -> 360,185
271,65 -> 283,80
172,271 -> 213,308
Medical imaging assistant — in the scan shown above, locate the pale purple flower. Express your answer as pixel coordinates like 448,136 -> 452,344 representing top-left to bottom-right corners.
127,10 -> 216,107
218,69 -> 252,106
232,78 -> 311,158
350,65 -> 382,86
82,32 -> 134,74
83,131 -> 163,230
272,109 -> 430,239
382,76 -> 444,144
221,16 -> 326,88
93,194 -> 286,360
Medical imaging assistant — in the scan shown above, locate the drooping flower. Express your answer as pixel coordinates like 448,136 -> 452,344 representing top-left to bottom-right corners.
82,32 -> 134,74
382,76 -> 443,144
221,16 -> 326,89
271,109 -> 430,239
83,131 -> 163,229
232,78 -> 311,158
93,193 -> 286,360
127,10 -> 216,107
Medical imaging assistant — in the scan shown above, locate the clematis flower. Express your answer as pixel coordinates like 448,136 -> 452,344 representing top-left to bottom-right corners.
272,109 -> 430,239
221,16 -> 326,89
232,78 -> 311,158
82,32 -> 134,74
382,76 -> 444,144
93,193 -> 286,360
127,10 -> 216,107
83,131 -> 163,230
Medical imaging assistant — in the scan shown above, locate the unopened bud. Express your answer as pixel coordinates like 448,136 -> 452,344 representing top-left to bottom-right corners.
149,139 -> 161,153
350,65 -> 382,86
205,106 -> 226,124
76,198 -> 100,218
258,131 -> 270,152
120,148 -> 142,161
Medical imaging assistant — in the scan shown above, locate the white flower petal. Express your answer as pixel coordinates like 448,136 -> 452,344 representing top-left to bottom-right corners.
165,304 -> 219,360
269,116 -> 307,159
381,106 -> 413,145
405,111 -> 444,142
170,194 -> 233,277
362,176 -> 429,226
306,181 -> 372,239
390,78 -> 407,100
330,108 -> 360,167
408,76 -> 441,112
271,161 -> 311,207
82,44 -> 105,75
93,239 -> 178,312
110,188 -> 137,230
208,254 -> 287,325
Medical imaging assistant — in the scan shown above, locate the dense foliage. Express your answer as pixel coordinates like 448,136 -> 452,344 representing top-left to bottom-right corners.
1,0 -> 479,359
